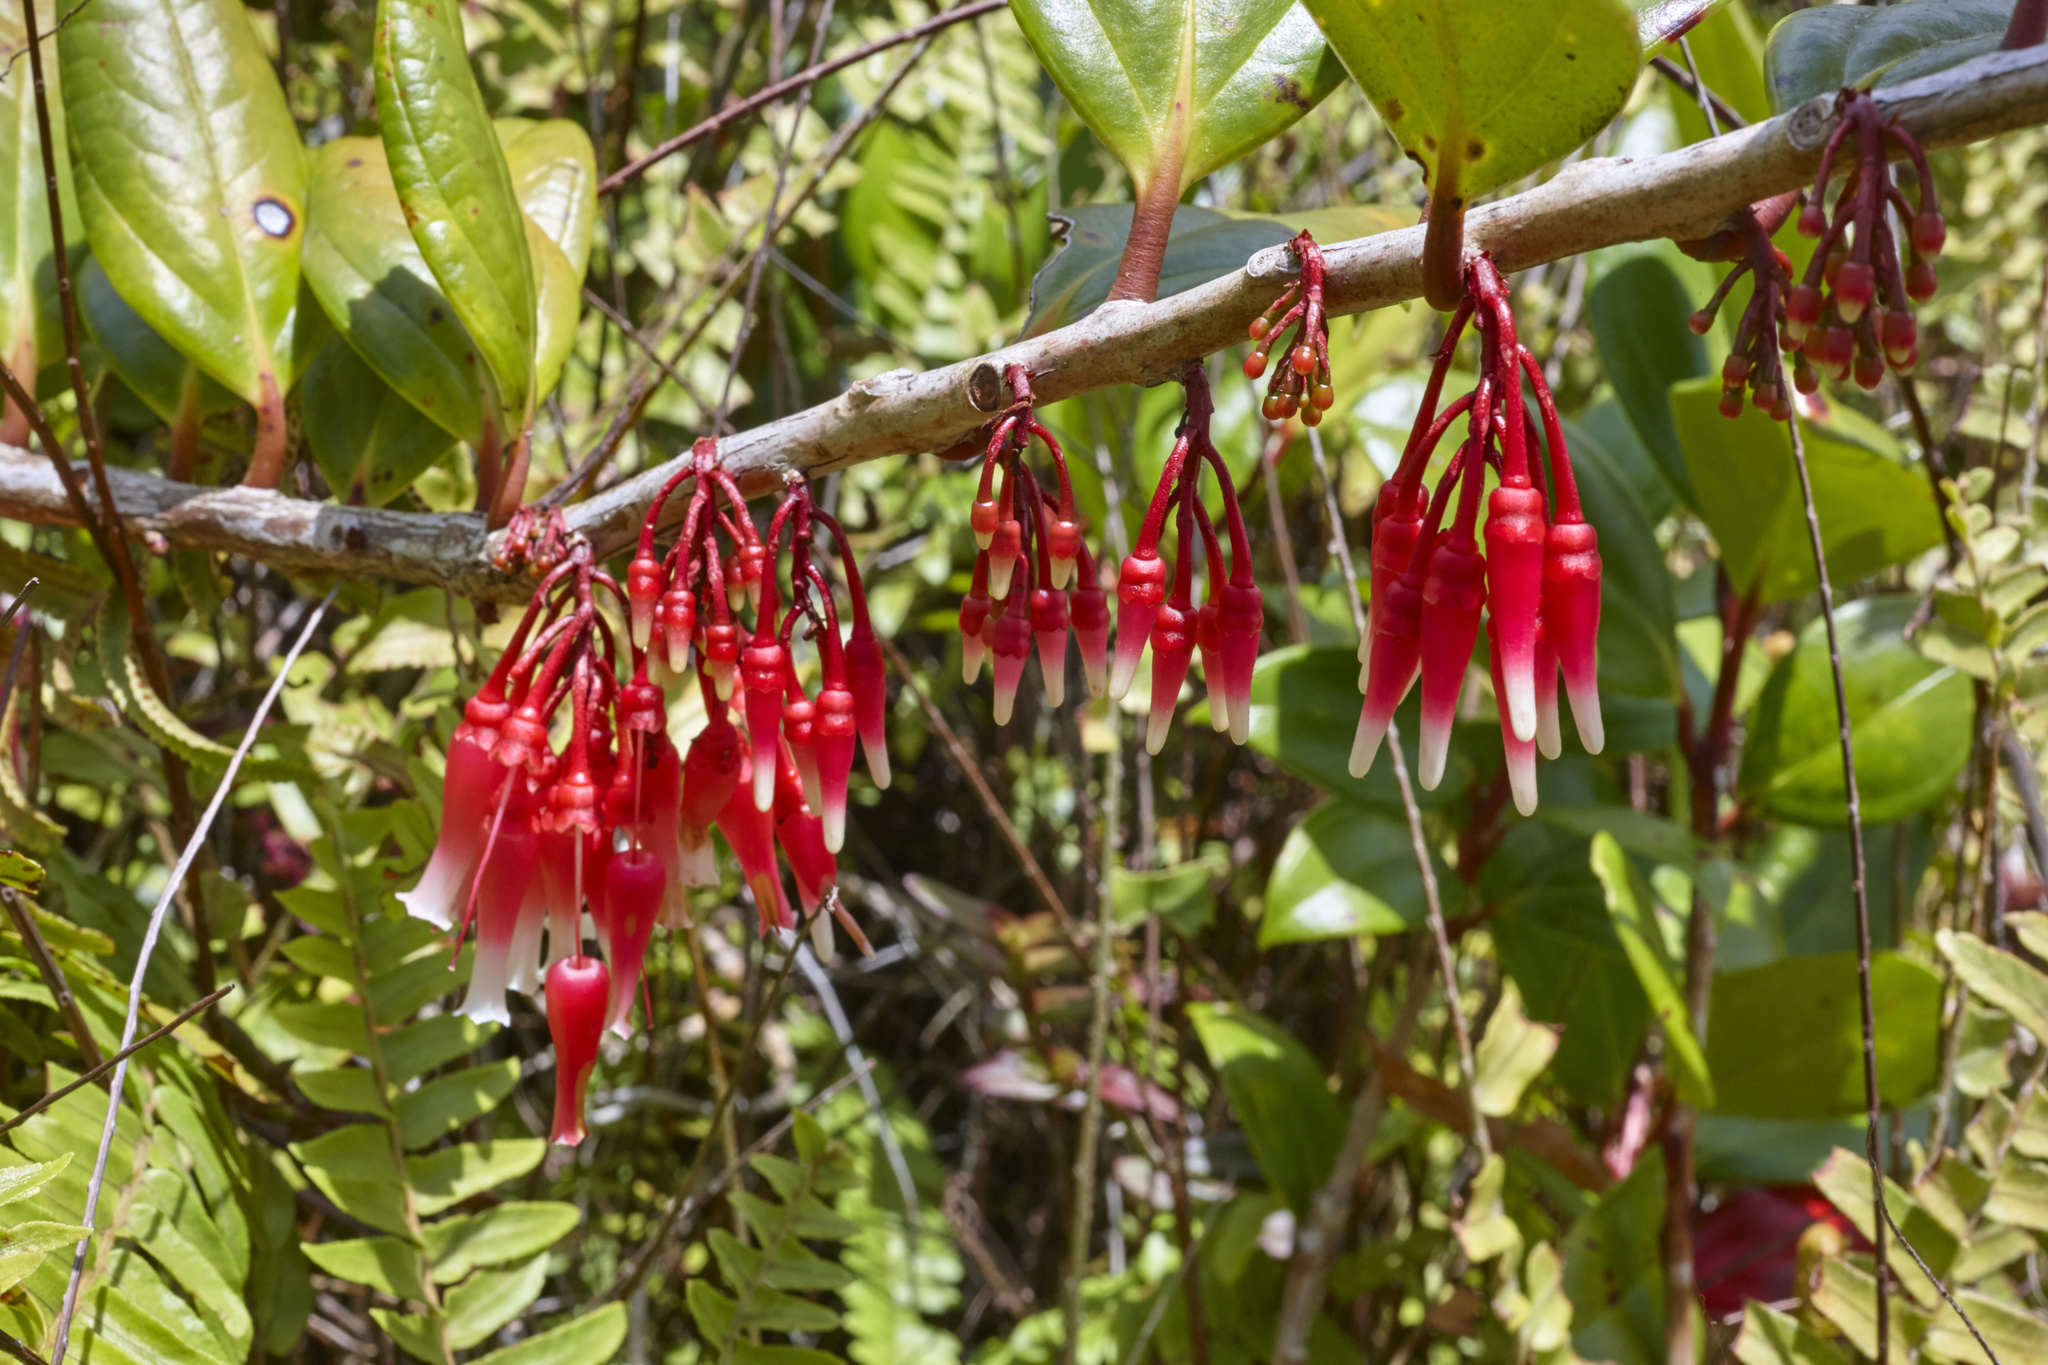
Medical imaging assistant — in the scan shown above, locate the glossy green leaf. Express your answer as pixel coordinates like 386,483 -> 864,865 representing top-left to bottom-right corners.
375,0 -> 537,430
425,1203 -> 582,1284
1587,254 -> 1707,503
0,1 -> 72,395
1937,928 -> 2048,1044
1303,0 -> 1639,202
1243,646 -> 1466,810
1706,953 -> 1942,1117
1008,0 -> 1343,196
496,119 -> 597,280
0,1153 -> 71,1211
409,1139 -> 547,1217
1023,202 -> 1401,336
1764,0 -> 2013,115
1588,833 -> 1713,1107
394,1058 -> 521,1149
1485,823 -> 1649,1107
300,1237 -> 428,1302
59,0 -> 307,406
1561,1150 -> 1666,1364
526,216 -> 581,403
301,329 -> 455,506
1187,1002 -> 1344,1213
445,1255 -> 548,1349
1260,799 -> 1458,945
1740,597 -> 1971,826
1673,379 -> 1943,603
302,137 -> 485,444
1635,2 -> 1731,51
468,1304 -> 626,1365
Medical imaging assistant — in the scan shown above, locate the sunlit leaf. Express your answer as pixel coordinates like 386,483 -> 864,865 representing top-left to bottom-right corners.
1187,1002 -> 1343,1213
1764,0 -> 2015,115
1709,955 -> 1942,1117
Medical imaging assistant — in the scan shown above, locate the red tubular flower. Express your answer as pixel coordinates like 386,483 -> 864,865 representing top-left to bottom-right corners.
990,596 -> 1033,726
1030,584 -> 1070,709
740,636 -> 788,812
599,847 -> 666,1038
1196,598 -> 1227,735
399,727 -> 507,930
458,783 -> 540,1027
1145,487 -> 1200,756
1545,521 -> 1605,754
717,749 -> 792,936
1246,231 -> 1334,424
1534,622 -> 1562,762
544,952 -> 610,1146
1417,461 -> 1488,792
773,756 -> 835,919
1109,546 -> 1167,703
960,551 -> 995,683
1352,446 -> 1464,780
1070,548 -> 1111,700
1487,619 -> 1539,816
813,675 -> 858,854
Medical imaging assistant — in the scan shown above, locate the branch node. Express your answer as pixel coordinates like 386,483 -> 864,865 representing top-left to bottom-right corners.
1788,98 -> 1836,153
966,362 -> 1007,413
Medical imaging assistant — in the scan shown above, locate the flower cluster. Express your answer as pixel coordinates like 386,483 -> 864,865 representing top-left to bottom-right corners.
1785,90 -> 1944,392
1110,365 -> 1263,754
1684,192 -> 1802,419
399,440 -> 885,1145
1244,229 -> 1334,426
960,366 -> 1111,722
1354,254 -> 1602,815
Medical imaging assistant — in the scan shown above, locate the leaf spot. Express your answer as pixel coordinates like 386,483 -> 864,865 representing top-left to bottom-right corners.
1269,75 -> 1309,111
1384,98 -> 1403,121
1466,139 -> 1485,161
253,198 -> 296,238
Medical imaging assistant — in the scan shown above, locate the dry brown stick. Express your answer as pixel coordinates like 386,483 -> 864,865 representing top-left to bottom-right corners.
3,45 -> 2048,588
1,886 -> 104,1071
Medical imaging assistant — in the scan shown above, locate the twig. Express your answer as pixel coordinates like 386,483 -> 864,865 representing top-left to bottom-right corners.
2020,258 -> 2048,508
1062,705 -> 1120,1365
1652,53 -> 1746,133
878,635 -> 1079,944
596,0 -> 1006,195
0,1328 -> 51,1365
1784,408 -> 1914,1365
1,886 -> 104,1070
50,587 -> 334,1365
0,985 -> 234,1141
1898,379 -> 1962,566
2000,727 -> 2048,885
7,45 -> 2048,583
0,576 -> 37,725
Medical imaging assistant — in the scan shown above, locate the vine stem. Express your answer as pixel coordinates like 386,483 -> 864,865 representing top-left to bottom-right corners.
49,587 -> 333,1365
1783,407 -> 1890,1361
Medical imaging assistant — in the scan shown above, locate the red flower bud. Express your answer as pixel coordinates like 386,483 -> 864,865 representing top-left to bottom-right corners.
599,848 -> 666,1037
1484,484 -> 1547,744
741,639 -> 789,812
1487,619 -> 1539,816
1543,521 -> 1603,754
399,729 -> 508,930
544,953 -> 609,1146
1070,569 -> 1111,700
990,605 -> 1032,726
1416,534 -> 1486,791
1109,550 -> 1167,702
844,623 -> 890,789
814,680 -> 858,854
1030,587 -> 1070,709
1145,600 -> 1196,756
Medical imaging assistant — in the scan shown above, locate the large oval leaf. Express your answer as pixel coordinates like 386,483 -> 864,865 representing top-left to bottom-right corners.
374,0 -> 536,431
1764,0 -> 2014,116
78,255 -> 238,431
301,331 -> 454,508
1301,0 -> 1639,202
1564,416 -> 1679,700
302,137 -> 484,444
0,0 -> 74,408
1008,0 -> 1343,196
58,0 -> 307,406
1704,952 -> 1941,1117
1260,799 -> 1459,946
1739,596 -> 1971,826
1673,377 -> 1943,604
1186,1002 -> 1344,1214
495,119 -> 597,280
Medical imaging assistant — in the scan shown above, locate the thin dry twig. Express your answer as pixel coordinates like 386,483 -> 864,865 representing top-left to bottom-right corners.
0,886 -> 104,1071
0,985 -> 235,1141
50,588 -> 334,1365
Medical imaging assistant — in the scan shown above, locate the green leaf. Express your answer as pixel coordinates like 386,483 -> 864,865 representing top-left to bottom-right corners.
1587,254 -> 1707,504
385,1012 -> 489,1085
0,0 -> 72,388
1740,597 -> 1971,826
1243,646 -> 1463,809
1108,848 -> 1224,934
1302,0 -> 1639,201
1588,832 -> 1713,1107
0,1153 -> 69,1210
300,1237 -> 429,1302
1937,928 -> 2048,1045
1187,1001 -> 1344,1213
408,1139 -> 547,1217
1473,982 -> 1559,1118
1022,202 -> 1401,336
444,1255 -> 549,1350
1564,414 -> 1680,699
302,136 -> 486,444
369,1307 -> 447,1364
59,0 -> 307,405
302,330 -> 455,506
1486,823 -> 1649,1107
424,1202 -> 582,1284
0,849 -> 41,894
1561,1149 -> 1666,1364
77,254 -> 240,433
1706,954 -> 1942,1117
1812,1147 -> 1961,1307
1673,377 -> 1944,604
1008,0 -> 1343,195
395,1058 -> 521,1149
1764,0 -> 2014,115
1732,1301 -> 1853,1365
1260,799 -> 1456,945
374,0 -> 537,432
467,1304 -> 626,1365
1985,1158 -> 2048,1233
496,119 -> 597,281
